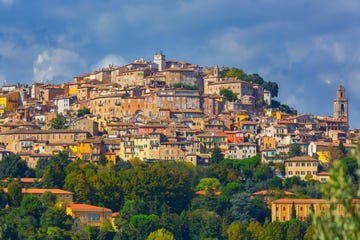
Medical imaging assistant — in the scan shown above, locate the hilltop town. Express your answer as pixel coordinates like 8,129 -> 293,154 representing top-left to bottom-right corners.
0,52 -> 359,239
0,52 -> 355,166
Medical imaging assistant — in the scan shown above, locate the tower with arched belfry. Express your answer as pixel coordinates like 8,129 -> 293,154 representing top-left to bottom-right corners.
333,85 -> 348,120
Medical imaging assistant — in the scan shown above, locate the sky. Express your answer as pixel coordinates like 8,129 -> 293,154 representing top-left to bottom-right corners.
1,0 -> 360,128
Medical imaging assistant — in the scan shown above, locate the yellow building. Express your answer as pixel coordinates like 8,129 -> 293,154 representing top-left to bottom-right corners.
68,83 -> 78,96
272,198 -> 360,222
66,203 -> 112,227
0,91 -> 20,116
285,156 -> 318,180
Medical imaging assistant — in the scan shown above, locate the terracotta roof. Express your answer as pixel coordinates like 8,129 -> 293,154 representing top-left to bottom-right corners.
286,156 -> 317,162
317,171 -> 329,176
272,198 -> 329,204
195,189 -> 221,196
251,190 -> 296,196
3,188 -> 73,195
272,198 -> 360,204
68,203 -> 112,212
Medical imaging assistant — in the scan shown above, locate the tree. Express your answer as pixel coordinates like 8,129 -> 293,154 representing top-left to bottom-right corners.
291,202 -> 297,219
20,195 -> 45,219
263,81 -> 279,97
220,88 -> 238,102
243,73 -> 265,85
247,221 -> 263,240
0,188 -> 8,208
98,154 -> 107,166
40,191 -> 57,207
288,143 -> 302,158
313,143 -> 360,239
226,221 -> 250,240
40,207 -> 72,231
286,221 -> 303,240
187,209 -> 222,240
210,146 -> 224,164
0,154 -> 30,178
7,180 -> 22,207
195,178 -> 221,191
261,221 -> 284,240
49,113 -> 68,129
77,107 -> 90,117
147,228 -> 175,240
337,141 -> 347,156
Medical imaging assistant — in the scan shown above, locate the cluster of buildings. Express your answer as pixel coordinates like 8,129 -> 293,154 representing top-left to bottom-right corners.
0,52 -> 357,178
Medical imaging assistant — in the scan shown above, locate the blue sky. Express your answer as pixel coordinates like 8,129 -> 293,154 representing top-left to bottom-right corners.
1,0 -> 360,128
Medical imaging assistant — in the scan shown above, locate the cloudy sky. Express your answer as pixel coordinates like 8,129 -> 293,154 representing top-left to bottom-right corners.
1,0 -> 360,127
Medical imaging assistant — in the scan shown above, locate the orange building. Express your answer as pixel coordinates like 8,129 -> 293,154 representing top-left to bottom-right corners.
66,203 -> 112,227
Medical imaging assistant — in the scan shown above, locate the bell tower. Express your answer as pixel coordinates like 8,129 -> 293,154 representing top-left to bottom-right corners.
333,85 -> 348,120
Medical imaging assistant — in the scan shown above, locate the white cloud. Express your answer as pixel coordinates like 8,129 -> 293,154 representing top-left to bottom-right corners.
315,39 -> 346,64
33,48 -> 85,83
0,0 -> 14,6
92,54 -> 127,70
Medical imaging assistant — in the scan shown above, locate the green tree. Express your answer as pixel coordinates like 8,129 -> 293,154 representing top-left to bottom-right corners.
98,154 -> 107,166
0,154 -> 30,178
337,141 -> 347,156
49,113 -> 68,129
313,144 -> 360,239
77,107 -> 91,117
7,180 -> 22,207
147,228 -> 175,240
20,195 -> 45,219
286,220 -> 303,240
195,177 -> 221,191
40,191 -> 57,207
247,221 -> 263,240
187,209 -> 222,240
220,88 -> 238,102
303,225 -> 315,240
127,214 -> 159,240
263,81 -> 279,97
210,146 -> 224,164
226,221 -> 250,240
40,207 -> 72,231
291,202 -> 297,219
261,221 -> 284,240
288,143 -> 302,158
0,188 -> 8,208
243,73 -> 265,85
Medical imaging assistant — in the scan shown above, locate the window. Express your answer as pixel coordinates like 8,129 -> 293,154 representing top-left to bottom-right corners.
301,171 -> 305,175
88,214 -> 100,222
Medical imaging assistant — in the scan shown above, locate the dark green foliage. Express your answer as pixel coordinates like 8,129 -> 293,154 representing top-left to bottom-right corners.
263,81 -> 279,97
98,154 -> 107,166
243,73 -> 264,85
7,180 -> 22,207
261,221 -> 285,240
187,209 -> 222,240
291,202 -> 296,219
288,143 -> 302,158
49,113 -> 68,129
220,88 -> 238,101
0,188 -> 8,208
77,107 -> 91,117
40,191 -> 57,207
20,195 -> 45,219
0,154 -> 30,178
210,146 -> 224,164
230,193 -> 270,224
126,214 -> 159,240
40,207 -> 72,231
